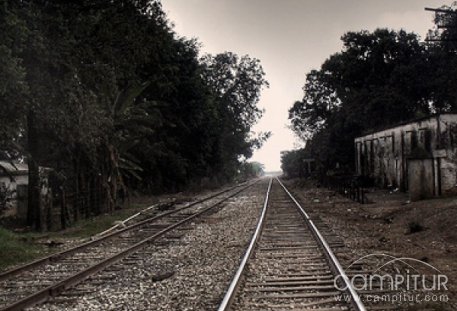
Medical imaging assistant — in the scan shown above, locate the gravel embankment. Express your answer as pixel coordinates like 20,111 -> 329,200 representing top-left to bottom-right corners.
29,181 -> 267,311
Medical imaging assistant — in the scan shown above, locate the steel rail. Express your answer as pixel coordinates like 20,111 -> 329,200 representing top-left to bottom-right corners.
218,178 -> 272,311
0,182 -> 256,311
276,177 -> 367,311
0,181 -> 250,282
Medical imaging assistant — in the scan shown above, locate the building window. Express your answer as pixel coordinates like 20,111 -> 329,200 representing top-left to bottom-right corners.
410,131 -> 418,151
423,129 -> 432,152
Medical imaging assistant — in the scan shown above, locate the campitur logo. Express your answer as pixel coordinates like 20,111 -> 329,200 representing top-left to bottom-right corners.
333,254 -> 449,305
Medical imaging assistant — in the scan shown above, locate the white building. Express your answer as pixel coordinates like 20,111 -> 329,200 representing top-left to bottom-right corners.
0,161 -> 28,188
354,114 -> 457,200
0,161 -> 28,216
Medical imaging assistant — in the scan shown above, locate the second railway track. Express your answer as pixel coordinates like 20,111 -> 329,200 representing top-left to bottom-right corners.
219,178 -> 366,311
0,180 -> 257,311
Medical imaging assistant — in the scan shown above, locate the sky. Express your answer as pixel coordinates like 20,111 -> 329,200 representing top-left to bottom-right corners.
161,0 -> 446,171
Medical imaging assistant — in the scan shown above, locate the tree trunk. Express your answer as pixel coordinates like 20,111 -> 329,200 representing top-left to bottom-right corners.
26,111 -> 42,230
60,187 -> 67,230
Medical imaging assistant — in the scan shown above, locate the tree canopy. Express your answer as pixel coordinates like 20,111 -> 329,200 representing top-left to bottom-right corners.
0,0 -> 269,229
286,6 -> 457,178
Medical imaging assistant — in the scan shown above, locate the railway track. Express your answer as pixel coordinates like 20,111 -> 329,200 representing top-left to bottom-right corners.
0,180 -> 256,311
219,177 -> 366,311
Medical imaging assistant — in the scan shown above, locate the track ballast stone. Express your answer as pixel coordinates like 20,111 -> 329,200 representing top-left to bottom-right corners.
28,182 -> 266,311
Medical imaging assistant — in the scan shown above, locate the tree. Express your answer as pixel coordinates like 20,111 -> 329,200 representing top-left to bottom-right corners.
280,149 -> 313,178
0,0 -> 270,230
0,0 -> 29,158
289,29 -> 432,176
289,69 -> 340,139
425,3 -> 457,112
238,161 -> 265,180
201,52 -> 270,180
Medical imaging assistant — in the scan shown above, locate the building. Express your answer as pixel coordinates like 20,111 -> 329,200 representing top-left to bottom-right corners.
354,114 -> 457,200
0,161 -> 28,188
0,161 -> 54,220
0,161 -> 29,217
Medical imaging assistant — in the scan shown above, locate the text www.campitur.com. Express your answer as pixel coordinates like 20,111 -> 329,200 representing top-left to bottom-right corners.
335,293 -> 449,304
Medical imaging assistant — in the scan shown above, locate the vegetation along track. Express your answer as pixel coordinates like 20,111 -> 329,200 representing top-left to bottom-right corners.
0,180 -> 257,311
219,177 -> 366,311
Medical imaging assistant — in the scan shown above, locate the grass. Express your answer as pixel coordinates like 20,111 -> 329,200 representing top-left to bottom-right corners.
0,202 -> 153,271
0,227 -> 48,271
54,204 -> 149,238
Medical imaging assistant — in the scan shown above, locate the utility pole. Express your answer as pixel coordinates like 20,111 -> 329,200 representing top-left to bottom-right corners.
425,6 -> 457,43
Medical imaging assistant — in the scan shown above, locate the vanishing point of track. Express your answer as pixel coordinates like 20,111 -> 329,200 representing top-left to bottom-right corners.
219,177 -> 366,311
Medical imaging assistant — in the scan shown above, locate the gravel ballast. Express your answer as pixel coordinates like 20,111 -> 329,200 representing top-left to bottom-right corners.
29,181 -> 267,311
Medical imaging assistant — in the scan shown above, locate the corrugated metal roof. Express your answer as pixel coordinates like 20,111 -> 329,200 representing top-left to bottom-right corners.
0,161 -> 28,176
355,113 -> 457,139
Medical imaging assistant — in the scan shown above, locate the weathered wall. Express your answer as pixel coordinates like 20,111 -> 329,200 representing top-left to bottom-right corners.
355,114 -> 457,198
408,159 -> 434,201
0,174 -> 28,218
0,175 -> 28,188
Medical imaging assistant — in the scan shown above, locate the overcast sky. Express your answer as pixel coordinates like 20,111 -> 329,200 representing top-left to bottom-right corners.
161,0 -> 446,171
